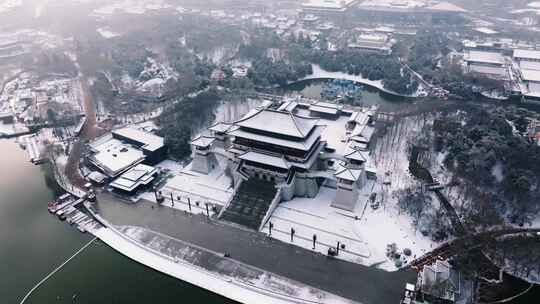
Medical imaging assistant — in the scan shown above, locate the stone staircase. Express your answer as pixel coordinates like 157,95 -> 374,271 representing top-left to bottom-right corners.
220,178 -> 277,230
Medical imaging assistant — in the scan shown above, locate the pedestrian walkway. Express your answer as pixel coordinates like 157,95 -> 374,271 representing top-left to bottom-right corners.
94,191 -> 416,304
113,225 -> 356,304
262,214 -> 371,263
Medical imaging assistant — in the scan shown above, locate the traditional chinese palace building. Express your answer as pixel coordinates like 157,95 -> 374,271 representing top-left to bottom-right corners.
191,102 -> 377,230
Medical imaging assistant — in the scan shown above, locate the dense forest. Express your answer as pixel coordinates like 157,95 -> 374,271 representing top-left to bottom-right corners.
433,106 -> 540,226
156,90 -> 221,160
312,50 -> 418,95
238,30 -> 417,94
238,30 -> 314,87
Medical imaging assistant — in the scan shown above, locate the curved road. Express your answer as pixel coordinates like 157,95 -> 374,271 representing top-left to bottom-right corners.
65,76 -> 97,188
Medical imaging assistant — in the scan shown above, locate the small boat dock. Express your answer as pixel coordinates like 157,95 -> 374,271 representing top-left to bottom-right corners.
47,193 -> 100,232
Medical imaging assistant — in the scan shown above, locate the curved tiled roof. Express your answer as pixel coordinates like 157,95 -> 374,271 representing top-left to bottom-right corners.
234,109 -> 319,139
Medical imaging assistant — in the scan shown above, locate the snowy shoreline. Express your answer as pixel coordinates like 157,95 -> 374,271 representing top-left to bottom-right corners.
86,207 -> 357,304
295,65 -> 417,98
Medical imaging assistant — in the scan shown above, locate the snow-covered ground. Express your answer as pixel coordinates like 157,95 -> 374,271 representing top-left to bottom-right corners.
263,180 -> 437,271
121,57 -> 178,99
212,98 -> 264,124
91,224 -> 356,304
262,115 -> 439,272
152,157 -> 234,207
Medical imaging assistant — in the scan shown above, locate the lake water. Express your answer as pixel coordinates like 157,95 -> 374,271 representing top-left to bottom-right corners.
0,139 -> 235,304
274,78 -> 416,112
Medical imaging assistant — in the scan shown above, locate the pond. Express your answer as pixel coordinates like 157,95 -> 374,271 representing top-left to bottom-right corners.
273,78 -> 419,112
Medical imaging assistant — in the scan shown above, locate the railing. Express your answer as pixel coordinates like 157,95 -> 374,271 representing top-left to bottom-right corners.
258,188 -> 282,232
285,169 -> 296,185
242,163 -> 288,177
160,186 -> 229,208
218,178 -> 244,219
52,160 -> 86,198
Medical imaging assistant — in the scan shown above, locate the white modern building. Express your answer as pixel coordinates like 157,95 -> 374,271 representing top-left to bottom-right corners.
514,49 -> 540,63
463,50 -> 508,80
514,49 -> 540,101
110,164 -> 159,193
87,126 -> 166,178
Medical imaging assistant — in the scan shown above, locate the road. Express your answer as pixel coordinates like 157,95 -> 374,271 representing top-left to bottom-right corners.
94,191 -> 416,304
79,77 -> 97,141
64,77 -> 97,189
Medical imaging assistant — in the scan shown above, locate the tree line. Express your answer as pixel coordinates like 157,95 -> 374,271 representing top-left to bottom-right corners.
434,106 -> 540,226
156,90 -> 221,160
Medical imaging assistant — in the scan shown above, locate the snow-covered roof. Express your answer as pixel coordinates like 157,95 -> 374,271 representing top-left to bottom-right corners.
234,109 -> 319,139
191,135 -> 215,147
88,171 -> 107,183
514,49 -> 540,61
522,69 -> 540,82
309,104 -> 338,115
527,82 -> 540,97
209,122 -> 232,133
277,100 -> 299,112
113,127 -> 164,152
89,137 -> 146,177
229,125 -> 324,151
0,112 -> 13,118
344,145 -> 369,162
520,61 -> 540,71
239,151 -> 290,169
349,40 -> 390,51
312,101 -> 341,109
421,260 -> 459,302
469,64 -> 508,77
474,27 -> 498,35
374,26 -> 394,33
348,109 -> 374,125
335,164 -> 362,181
351,124 -> 375,143
358,0 -> 466,13
110,164 -> 157,192
358,33 -> 388,42
427,1 -> 466,13
302,0 -> 357,10
465,51 -> 505,65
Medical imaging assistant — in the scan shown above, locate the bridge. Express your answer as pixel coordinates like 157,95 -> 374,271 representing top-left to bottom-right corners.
407,227 -> 540,271
406,145 -> 540,272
